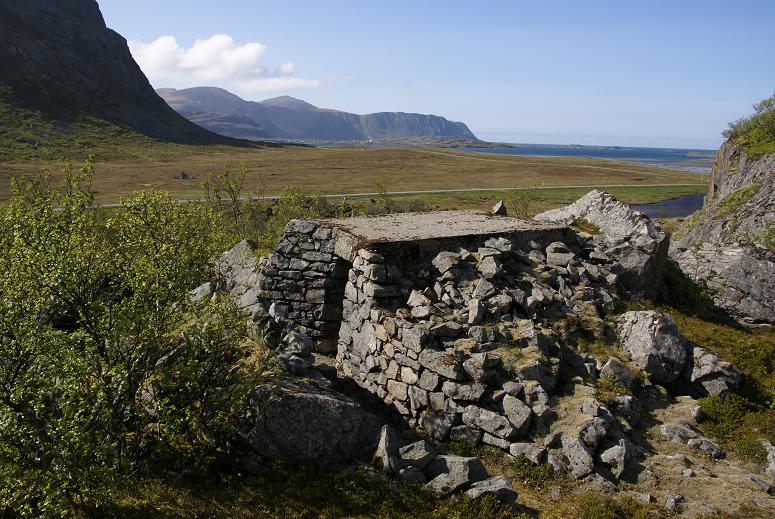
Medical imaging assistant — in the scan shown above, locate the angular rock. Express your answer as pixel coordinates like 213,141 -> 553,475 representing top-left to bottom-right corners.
450,425 -> 483,443
373,425 -> 404,473
246,378 -> 380,469
535,190 -> 669,299
600,358 -> 637,390
432,251 -> 460,274
424,454 -> 489,484
472,278 -> 496,300
616,311 -> 687,384
442,381 -> 486,401
509,442 -> 546,464
399,440 -> 437,469
462,405 -> 517,440
545,242 -> 576,267
465,475 -> 518,503
687,438 -> 725,459
422,411 -> 455,441
491,200 -> 507,216
419,348 -> 467,381
562,434 -> 595,478
502,395 -> 533,435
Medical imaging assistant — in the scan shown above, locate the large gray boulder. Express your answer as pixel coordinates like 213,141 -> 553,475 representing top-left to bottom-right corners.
534,190 -> 668,299
616,311 -> 687,384
670,142 -> 775,325
243,378 -> 380,469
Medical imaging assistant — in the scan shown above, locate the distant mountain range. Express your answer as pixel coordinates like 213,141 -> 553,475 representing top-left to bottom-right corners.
0,0 -> 224,145
157,87 -> 479,142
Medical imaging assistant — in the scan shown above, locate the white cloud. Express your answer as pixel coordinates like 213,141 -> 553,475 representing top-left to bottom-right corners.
129,34 -> 321,94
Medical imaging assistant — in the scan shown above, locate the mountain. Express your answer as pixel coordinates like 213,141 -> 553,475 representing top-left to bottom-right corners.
157,87 -> 479,142
0,0 -> 225,149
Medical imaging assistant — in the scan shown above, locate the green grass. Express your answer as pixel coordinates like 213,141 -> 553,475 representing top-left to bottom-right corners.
89,463 -> 527,519
713,182 -> 762,218
724,92 -> 775,158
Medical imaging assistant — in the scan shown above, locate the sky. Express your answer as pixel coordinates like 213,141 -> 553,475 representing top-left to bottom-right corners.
98,0 -> 775,149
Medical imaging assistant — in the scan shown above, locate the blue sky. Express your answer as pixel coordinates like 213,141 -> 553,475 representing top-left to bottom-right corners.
99,0 -> 775,149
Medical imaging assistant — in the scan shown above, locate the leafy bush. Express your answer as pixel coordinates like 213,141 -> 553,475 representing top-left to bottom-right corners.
0,159 -> 259,516
723,92 -> 775,156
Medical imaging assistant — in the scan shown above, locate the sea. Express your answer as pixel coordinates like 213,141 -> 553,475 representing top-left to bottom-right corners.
456,144 -> 716,173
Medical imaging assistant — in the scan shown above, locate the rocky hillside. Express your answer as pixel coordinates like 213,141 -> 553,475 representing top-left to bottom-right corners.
671,141 -> 775,325
0,0 -> 222,144
157,87 -> 479,142
198,193 -> 775,517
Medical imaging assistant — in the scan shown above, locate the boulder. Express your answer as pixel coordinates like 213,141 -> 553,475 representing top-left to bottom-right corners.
464,475 -> 518,503
616,311 -> 687,384
600,358 -> 637,389
245,378 -> 380,469
681,344 -> 740,396
534,190 -> 669,299
509,442 -> 546,464
562,435 -> 595,478
462,405 -> 518,440
424,454 -> 489,483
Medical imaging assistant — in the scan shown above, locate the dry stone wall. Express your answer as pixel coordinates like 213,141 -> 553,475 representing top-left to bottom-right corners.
256,220 -> 349,352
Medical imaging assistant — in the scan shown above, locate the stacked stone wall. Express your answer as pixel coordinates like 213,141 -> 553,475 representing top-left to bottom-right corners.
257,220 -> 348,351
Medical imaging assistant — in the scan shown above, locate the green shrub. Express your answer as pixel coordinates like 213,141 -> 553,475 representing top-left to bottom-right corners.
724,92 -> 775,157
0,159 -> 259,516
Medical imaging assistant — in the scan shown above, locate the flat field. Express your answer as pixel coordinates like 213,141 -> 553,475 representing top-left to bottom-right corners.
0,145 -> 708,209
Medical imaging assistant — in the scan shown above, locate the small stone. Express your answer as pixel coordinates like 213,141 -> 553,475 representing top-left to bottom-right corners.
422,411 -> 455,441
687,438 -> 725,459
407,289 -> 432,307
462,405 -> 517,440
450,425 -> 483,444
465,475 -> 517,503
399,440 -> 437,469
468,298 -> 486,325
478,256 -> 502,279
502,395 -> 532,435
432,251 -> 460,274
373,425 -> 404,473
472,278 -> 496,300
600,358 -> 637,389
492,200 -> 507,216
665,495 -> 684,511
442,381 -> 486,401
509,442 -> 546,464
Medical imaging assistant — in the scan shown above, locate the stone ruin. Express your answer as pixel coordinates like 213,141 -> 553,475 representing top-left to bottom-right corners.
222,192 -> 748,497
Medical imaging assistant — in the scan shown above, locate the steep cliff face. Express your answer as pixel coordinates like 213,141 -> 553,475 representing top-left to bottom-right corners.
671,141 -> 775,325
158,87 -> 479,141
0,0 -> 219,142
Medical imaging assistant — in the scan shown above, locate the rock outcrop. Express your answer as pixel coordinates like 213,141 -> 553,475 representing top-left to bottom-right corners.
0,0 -> 222,142
534,190 -> 669,300
671,141 -> 775,325
241,377 -> 380,470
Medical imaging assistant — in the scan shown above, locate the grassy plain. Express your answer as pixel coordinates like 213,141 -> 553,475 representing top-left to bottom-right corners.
0,145 -> 708,207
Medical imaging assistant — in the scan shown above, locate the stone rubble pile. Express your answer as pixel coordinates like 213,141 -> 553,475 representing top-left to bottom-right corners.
206,191 -> 759,503
372,425 -> 518,502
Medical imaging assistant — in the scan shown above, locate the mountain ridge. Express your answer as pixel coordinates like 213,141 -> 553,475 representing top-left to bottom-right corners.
0,0 -> 230,146
158,86 -> 479,142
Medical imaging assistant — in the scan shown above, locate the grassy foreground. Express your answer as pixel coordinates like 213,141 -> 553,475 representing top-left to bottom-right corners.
0,145 -> 706,205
